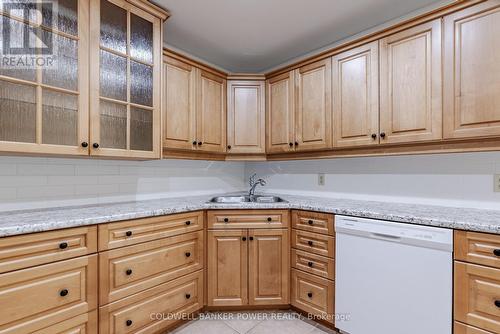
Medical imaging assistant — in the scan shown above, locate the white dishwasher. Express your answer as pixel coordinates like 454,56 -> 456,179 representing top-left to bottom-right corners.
335,215 -> 453,334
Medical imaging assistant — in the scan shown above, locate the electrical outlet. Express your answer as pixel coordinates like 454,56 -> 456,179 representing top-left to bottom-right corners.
318,173 -> 325,186
495,174 -> 500,192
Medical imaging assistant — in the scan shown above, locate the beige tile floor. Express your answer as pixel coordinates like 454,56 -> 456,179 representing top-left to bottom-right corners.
168,311 -> 338,334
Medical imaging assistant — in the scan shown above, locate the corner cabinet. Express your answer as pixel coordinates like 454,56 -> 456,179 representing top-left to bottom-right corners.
89,0 -> 165,159
163,53 -> 227,155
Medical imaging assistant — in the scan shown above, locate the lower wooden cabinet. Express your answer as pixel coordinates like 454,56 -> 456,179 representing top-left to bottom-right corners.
0,255 -> 98,334
291,248 -> 334,280
33,311 -> 98,334
99,270 -> 204,334
291,269 -> 334,321
455,321 -> 496,334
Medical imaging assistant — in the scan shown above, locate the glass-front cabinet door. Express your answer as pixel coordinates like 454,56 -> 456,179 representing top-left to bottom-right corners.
89,0 -> 162,158
0,0 -> 89,155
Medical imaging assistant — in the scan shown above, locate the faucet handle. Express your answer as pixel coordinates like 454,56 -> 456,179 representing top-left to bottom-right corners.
249,173 -> 257,186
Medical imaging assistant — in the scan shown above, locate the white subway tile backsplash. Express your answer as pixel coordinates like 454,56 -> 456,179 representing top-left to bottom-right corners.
17,164 -> 75,176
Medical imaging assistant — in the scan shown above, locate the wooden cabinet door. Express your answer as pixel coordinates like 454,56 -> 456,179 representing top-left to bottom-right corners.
196,69 -> 226,152
380,19 -> 442,144
163,56 -> 196,151
267,71 -> 295,153
444,1 -> 500,139
227,80 -> 266,154
207,229 -> 248,306
0,0 -> 89,156
333,41 -> 379,147
295,59 -> 332,151
89,0 -> 162,159
248,229 -> 289,305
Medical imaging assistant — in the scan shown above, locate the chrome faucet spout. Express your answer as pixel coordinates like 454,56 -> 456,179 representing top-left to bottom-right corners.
248,174 -> 266,197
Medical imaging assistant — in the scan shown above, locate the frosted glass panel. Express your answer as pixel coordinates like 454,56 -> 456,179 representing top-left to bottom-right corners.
130,61 -> 153,107
42,31 -> 78,90
42,0 -> 78,36
130,106 -> 152,151
130,14 -> 153,64
100,49 -> 127,101
42,89 -> 77,146
0,16 -> 36,81
100,99 -> 126,149
100,0 -> 127,54
0,80 -> 36,143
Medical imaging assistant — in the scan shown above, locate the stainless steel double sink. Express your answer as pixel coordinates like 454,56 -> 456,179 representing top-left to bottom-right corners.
208,195 -> 287,203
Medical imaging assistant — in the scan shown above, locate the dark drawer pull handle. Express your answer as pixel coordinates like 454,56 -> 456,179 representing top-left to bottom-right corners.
125,231 -> 132,237
493,249 -> 500,256
307,292 -> 313,298
249,236 -> 254,241
242,237 -> 247,241
126,320 -> 133,326
81,142 -> 88,148
185,293 -> 191,299
60,289 -> 69,297
59,242 -> 68,249
308,240 -> 313,246
126,269 -> 133,275
185,220 -> 191,226
495,300 -> 500,308
308,261 -> 313,267
267,217 -> 272,222
308,220 -> 313,225
289,142 -> 293,147
224,218 -> 229,223
185,252 -> 191,257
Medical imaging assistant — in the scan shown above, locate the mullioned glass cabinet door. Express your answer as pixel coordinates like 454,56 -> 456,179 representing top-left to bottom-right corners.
0,0 -> 89,155
89,0 -> 162,159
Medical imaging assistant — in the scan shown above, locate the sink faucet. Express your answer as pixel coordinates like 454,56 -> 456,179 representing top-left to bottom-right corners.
248,173 -> 266,198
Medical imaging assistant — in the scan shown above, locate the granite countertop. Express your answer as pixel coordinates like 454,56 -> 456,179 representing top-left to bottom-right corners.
0,193 -> 499,237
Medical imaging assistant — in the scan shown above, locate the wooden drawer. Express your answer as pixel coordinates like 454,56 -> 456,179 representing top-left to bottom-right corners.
291,229 -> 334,258
455,261 -> 500,333
99,211 -> 203,250
34,310 -> 97,334
455,321 -> 495,334
207,210 -> 289,229
99,270 -> 203,334
291,269 -> 334,322
455,230 -> 500,269
0,226 -> 97,273
292,210 -> 334,236
291,248 -> 334,280
0,255 -> 97,334
99,230 -> 204,304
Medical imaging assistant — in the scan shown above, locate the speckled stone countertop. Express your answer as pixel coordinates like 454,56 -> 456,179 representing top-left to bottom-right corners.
0,193 -> 499,237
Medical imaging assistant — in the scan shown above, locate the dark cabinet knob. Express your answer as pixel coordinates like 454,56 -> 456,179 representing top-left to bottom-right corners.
307,292 -> 313,298
495,300 -> 500,308
60,289 -> 69,297
371,134 -> 377,139
125,230 -> 132,237
224,218 -> 229,223
92,143 -> 99,148
242,237 -> 247,241
249,236 -> 254,241
380,132 -> 386,138
81,142 -> 88,148
126,269 -> 132,275
185,252 -> 191,257
198,141 -> 202,146
308,261 -> 313,267
185,220 -> 191,226
126,320 -> 133,327
59,242 -> 68,249
308,240 -> 313,246
294,142 -> 299,146
227,145 -> 231,149
185,293 -> 191,299
289,142 -> 293,147
192,140 -> 197,145
267,217 -> 272,222
493,249 -> 500,256
308,220 -> 313,225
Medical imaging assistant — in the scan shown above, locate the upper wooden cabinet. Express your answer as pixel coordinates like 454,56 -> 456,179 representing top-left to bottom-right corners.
163,54 -> 226,154
267,59 -> 332,153
443,1 -> 500,139
380,19 -> 442,144
0,0 -> 89,156
227,80 -> 266,154
89,0 -> 164,159
332,41 -> 379,147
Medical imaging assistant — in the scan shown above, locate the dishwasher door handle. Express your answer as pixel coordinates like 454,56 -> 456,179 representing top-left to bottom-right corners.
370,232 -> 402,241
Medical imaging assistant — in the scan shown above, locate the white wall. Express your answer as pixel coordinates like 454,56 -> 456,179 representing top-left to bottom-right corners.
246,152 -> 500,210
0,156 -> 245,212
